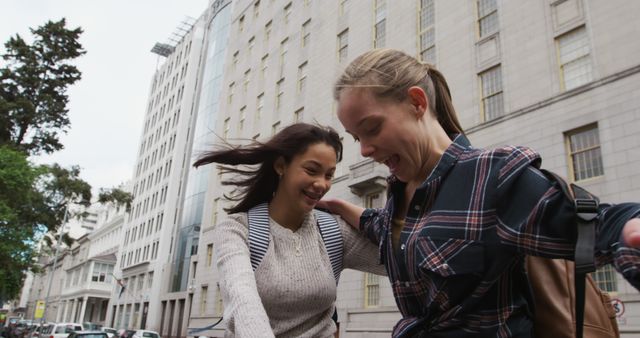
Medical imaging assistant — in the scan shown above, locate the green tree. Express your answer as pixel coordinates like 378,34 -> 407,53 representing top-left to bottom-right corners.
0,147 -> 92,302
98,187 -> 133,213
0,146 -> 41,302
0,18 -> 85,156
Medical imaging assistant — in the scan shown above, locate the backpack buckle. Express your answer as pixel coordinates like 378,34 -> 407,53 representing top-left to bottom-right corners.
575,198 -> 598,222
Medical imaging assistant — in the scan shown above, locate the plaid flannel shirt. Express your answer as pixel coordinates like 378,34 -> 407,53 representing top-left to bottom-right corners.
360,134 -> 640,337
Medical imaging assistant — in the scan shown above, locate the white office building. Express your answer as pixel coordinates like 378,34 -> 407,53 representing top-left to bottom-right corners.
186,0 -> 640,336
105,14 -> 209,336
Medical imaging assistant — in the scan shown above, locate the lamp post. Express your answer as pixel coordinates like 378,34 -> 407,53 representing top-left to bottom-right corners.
36,204 -> 70,332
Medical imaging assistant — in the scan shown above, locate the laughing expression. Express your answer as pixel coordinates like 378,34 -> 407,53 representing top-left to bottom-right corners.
275,142 -> 337,214
336,87 -> 447,185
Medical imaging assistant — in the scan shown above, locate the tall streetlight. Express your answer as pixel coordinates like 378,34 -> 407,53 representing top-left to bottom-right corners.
36,204 -> 69,332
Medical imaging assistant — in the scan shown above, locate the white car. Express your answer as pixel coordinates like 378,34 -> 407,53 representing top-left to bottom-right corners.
99,328 -> 117,338
42,323 -> 84,338
131,330 -> 160,338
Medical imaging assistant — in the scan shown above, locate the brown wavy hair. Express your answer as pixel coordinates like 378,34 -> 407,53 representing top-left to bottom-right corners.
334,48 -> 464,135
193,123 -> 343,214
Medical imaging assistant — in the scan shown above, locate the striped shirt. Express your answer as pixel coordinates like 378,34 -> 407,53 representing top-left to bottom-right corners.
360,134 -> 640,337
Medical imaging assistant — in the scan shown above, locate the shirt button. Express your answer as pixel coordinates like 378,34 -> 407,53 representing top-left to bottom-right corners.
441,263 -> 449,270
400,244 -> 405,250
414,205 -> 420,211
404,282 -> 410,287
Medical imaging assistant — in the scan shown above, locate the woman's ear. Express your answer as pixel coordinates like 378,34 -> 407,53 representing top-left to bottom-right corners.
407,86 -> 428,118
274,157 -> 285,176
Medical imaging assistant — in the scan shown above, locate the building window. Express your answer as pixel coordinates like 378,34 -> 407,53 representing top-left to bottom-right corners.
294,107 -> 304,123
565,124 -> 603,181
223,117 -> 230,139
272,121 -> 281,136
91,263 -> 114,283
418,0 -> 436,63
238,15 -> 245,32
374,0 -> 386,48
148,271 -> 154,289
297,62 -> 308,94
260,54 -> 269,80
228,82 -> 234,104
232,51 -> 239,69
265,21 -> 272,45
248,36 -> 255,56
364,273 -> 380,307
557,26 -> 593,91
215,285 -> 224,316
284,2 -> 292,24
206,244 -> 213,267
253,0 -> 260,18
239,106 -> 246,132
256,93 -> 264,124
213,198 -> 220,225
592,265 -> 617,293
138,274 -> 144,290
301,20 -> 311,48
243,69 -> 251,93
276,79 -> 284,112
479,65 -> 504,121
477,0 -> 498,38
338,29 -> 348,62
279,38 -> 288,78
339,0 -> 349,16
200,286 -> 208,315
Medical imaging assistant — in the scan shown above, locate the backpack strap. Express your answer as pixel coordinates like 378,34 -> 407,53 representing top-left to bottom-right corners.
247,203 -> 271,271
314,209 -> 344,284
540,170 -> 599,338
246,203 -> 344,285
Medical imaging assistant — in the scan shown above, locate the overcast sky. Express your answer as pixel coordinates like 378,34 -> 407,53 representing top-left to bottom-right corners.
1,0 -> 209,194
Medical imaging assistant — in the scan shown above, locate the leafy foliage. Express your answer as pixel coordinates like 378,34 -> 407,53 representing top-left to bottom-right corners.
98,187 -> 133,213
0,18 -> 85,156
0,148 -> 92,301
0,146 -> 40,301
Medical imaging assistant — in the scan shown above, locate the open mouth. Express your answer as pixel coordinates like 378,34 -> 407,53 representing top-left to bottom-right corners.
382,154 -> 400,173
303,190 -> 323,202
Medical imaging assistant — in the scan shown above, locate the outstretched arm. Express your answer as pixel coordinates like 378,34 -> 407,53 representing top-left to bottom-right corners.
624,218 -> 640,247
317,197 -> 365,230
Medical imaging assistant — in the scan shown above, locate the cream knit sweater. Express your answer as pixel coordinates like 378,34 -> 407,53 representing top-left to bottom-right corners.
213,210 -> 385,338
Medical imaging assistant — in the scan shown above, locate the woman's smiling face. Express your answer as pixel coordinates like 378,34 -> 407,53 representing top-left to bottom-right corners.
275,142 -> 337,214
336,87 -> 434,184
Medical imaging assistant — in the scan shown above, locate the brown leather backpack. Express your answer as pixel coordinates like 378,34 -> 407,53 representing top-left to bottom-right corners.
526,257 -> 619,338
527,170 -> 619,338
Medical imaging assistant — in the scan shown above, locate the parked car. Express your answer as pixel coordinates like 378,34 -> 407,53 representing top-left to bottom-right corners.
130,331 -> 159,338
42,323 -> 84,338
10,320 -> 33,338
30,323 -> 53,338
67,331 -> 107,338
115,330 -> 134,338
81,324 -> 101,332
98,328 -> 116,338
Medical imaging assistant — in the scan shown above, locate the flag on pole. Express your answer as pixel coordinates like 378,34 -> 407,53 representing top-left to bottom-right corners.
112,273 -> 126,298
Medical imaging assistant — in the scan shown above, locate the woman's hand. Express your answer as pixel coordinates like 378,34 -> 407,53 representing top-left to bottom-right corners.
623,218 -> 640,247
317,197 -> 364,230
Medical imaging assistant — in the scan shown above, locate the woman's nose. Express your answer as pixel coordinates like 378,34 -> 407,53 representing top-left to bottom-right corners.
360,142 -> 374,157
313,177 -> 331,191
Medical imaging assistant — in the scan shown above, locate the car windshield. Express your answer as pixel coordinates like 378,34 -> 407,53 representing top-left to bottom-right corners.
78,334 -> 107,338
103,329 -> 117,334
141,333 -> 158,338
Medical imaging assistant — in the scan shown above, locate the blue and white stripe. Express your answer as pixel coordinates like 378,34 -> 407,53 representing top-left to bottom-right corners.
247,203 -> 271,271
246,203 -> 344,284
315,209 -> 344,283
